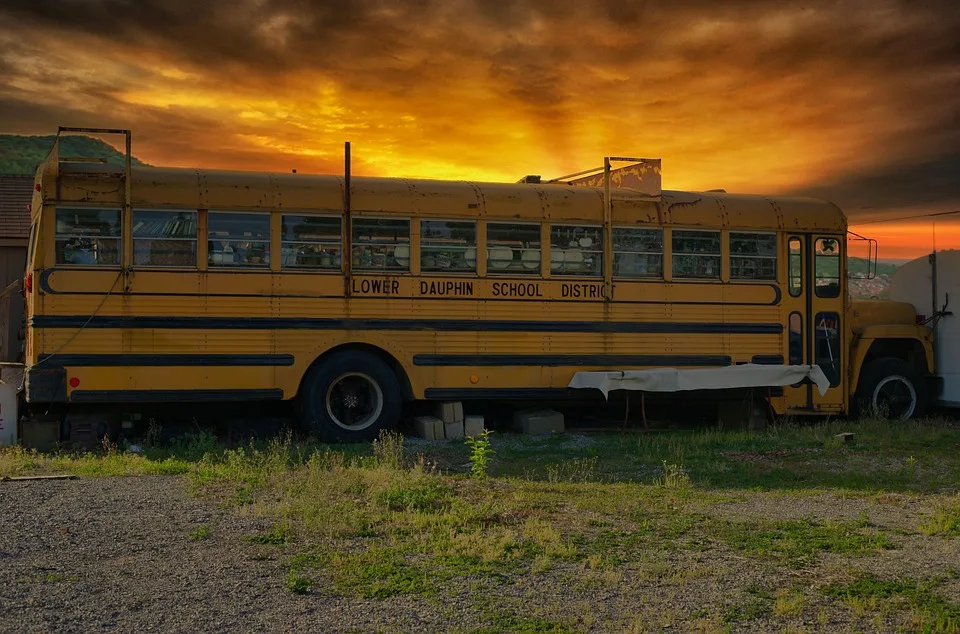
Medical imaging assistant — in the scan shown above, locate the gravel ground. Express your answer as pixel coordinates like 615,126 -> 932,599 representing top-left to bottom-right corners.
0,477 -> 448,634
2,476 -> 958,633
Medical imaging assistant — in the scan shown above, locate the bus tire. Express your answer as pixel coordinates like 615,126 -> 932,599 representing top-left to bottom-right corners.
854,357 -> 927,421
299,350 -> 402,443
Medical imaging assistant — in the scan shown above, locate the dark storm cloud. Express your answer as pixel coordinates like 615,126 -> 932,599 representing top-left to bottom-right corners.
792,151 -> 960,216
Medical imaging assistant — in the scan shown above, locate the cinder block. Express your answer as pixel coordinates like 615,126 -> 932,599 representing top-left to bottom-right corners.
444,421 -> 465,440
516,409 -> 564,435
464,415 -> 485,437
435,401 -> 464,423
414,416 -> 443,440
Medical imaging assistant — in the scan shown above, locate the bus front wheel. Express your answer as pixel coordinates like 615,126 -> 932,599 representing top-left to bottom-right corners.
854,357 -> 927,421
300,350 -> 402,443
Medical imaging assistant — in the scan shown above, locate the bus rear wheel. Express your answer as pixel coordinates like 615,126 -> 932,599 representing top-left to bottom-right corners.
855,357 -> 927,421
300,350 -> 402,443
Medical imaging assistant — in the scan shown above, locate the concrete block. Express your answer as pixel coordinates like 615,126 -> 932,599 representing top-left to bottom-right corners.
444,421 -> 465,440
435,401 -> 464,423
835,432 -> 855,444
516,409 -> 564,435
464,415 -> 485,437
414,416 -> 443,440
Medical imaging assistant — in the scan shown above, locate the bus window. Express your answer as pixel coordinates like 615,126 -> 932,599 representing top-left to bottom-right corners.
789,312 -> 803,365
281,215 -> 342,269
55,208 -> 121,266
208,212 -> 271,267
487,222 -> 541,275
815,311 -> 841,387
672,229 -> 721,279
133,209 -> 197,267
613,227 -> 663,278
730,232 -> 776,280
815,237 -> 841,298
550,224 -> 602,276
421,220 -> 477,273
788,237 -> 802,297
352,218 -> 410,271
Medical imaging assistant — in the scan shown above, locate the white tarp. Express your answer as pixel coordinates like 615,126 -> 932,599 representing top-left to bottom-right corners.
568,364 -> 830,399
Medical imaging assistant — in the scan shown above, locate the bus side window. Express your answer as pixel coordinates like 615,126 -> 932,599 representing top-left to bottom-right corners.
352,218 -> 410,272
613,227 -> 663,278
815,237 -> 840,298
789,312 -> 803,365
672,229 -> 721,279
55,207 -> 122,266
421,220 -> 477,273
815,311 -> 841,387
788,237 -> 802,297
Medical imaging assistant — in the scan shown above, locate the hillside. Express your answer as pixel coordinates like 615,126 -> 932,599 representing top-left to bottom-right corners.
0,135 -> 146,175
848,257 -> 899,298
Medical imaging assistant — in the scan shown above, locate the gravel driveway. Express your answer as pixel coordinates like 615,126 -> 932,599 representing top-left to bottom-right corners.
0,476 -> 446,634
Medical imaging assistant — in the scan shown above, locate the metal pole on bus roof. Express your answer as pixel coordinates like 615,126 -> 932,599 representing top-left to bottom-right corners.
344,142 -> 352,297
603,157 -> 612,301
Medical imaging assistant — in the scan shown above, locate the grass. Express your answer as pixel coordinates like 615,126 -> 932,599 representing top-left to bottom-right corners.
919,498 -> 960,536
825,573 -> 960,632
189,524 -> 212,541
3,417 -> 960,631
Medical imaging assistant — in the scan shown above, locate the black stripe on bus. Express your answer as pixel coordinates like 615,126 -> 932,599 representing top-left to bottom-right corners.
424,388 -> 583,400
69,389 -> 284,403
751,355 -> 785,365
39,354 -> 294,367
413,354 -> 732,367
30,315 -> 783,335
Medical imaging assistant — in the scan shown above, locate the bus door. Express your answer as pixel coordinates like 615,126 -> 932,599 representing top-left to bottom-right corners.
783,234 -> 847,413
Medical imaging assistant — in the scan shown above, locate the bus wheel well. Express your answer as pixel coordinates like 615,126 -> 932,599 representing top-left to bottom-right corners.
862,338 -> 927,375
300,344 -> 413,401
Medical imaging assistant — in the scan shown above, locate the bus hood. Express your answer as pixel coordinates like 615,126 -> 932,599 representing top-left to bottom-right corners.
849,298 -> 918,333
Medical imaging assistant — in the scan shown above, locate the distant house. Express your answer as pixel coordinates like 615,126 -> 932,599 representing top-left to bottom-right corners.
0,174 -> 31,362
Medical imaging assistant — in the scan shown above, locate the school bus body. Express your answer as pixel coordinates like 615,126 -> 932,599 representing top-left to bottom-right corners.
22,144 -> 936,437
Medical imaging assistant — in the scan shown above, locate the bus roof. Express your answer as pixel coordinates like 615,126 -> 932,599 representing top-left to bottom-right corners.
49,162 -> 847,233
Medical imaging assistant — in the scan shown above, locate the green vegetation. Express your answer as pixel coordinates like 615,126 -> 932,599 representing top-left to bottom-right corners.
465,428 -> 495,479
189,524 -> 212,541
0,134 -> 146,175
3,418 -> 960,631
848,257 -> 899,278
825,573 -> 960,632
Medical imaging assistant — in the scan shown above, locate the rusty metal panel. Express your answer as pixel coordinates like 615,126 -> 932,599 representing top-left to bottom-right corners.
569,159 -> 662,197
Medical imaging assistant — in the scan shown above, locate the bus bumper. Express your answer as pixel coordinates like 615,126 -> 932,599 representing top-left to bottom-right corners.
24,366 -> 66,403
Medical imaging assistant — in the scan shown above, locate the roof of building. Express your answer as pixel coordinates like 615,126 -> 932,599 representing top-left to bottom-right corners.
0,174 -> 32,240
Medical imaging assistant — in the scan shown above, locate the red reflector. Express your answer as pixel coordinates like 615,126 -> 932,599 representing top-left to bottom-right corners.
25,273 -> 32,293
68,377 -> 80,388
35,184 -> 41,191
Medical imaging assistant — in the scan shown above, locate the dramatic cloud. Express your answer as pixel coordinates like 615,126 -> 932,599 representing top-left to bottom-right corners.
1,0 -> 958,257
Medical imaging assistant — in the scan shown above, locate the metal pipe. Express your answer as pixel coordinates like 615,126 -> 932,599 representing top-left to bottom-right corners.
343,141 -> 352,297
603,157 -> 613,301
930,251 -> 938,374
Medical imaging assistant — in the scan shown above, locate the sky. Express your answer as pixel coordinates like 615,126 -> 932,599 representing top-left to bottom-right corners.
0,0 -> 958,260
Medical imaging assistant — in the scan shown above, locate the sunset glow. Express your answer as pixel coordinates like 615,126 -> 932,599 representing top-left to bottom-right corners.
1,0 -> 958,259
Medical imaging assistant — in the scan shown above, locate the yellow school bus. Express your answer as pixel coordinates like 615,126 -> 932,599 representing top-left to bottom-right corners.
20,128 -> 937,441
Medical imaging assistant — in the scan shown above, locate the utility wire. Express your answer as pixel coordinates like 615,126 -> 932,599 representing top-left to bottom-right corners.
851,209 -> 960,225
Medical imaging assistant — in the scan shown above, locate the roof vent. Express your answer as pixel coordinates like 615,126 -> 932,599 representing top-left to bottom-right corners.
517,175 -> 541,184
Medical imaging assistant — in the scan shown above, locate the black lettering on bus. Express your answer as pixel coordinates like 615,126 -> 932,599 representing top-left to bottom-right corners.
352,279 -> 399,295
491,281 -> 540,298
561,282 -> 602,299
419,280 -> 475,296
